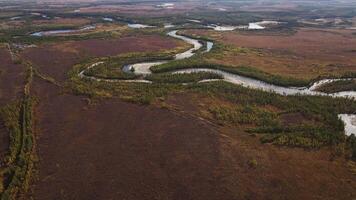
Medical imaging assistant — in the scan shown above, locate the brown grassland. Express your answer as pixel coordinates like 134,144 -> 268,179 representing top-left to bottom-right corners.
26,77 -> 356,199
16,30 -> 355,199
21,34 -> 187,81
0,47 -> 25,160
1,5 -> 356,198
31,18 -> 91,26
183,28 -> 356,81
76,2 -> 203,16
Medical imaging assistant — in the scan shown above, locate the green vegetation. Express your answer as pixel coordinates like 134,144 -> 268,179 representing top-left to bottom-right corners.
248,159 -> 258,168
0,23 -> 78,40
68,67 -> 185,104
81,52 -> 174,80
147,41 -> 309,87
177,31 -> 213,42
42,12 -> 354,161
151,58 -> 309,87
66,32 -> 356,158
0,3 -> 355,198
146,72 -> 222,83
0,15 -> 131,44
347,135 -> 356,160
315,80 -> 356,93
208,104 -> 280,127
256,126 -> 336,148
0,102 -> 22,165
0,27 -> 116,44
0,62 -> 35,200
67,56 -> 356,158
195,81 -> 354,151
0,97 -> 36,200
33,68 -> 62,87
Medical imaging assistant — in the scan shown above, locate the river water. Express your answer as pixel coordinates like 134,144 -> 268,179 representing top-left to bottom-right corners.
76,29 -> 356,136
31,25 -> 95,36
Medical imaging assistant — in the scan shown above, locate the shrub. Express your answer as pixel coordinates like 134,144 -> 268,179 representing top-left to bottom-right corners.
146,72 -> 222,83
248,159 -> 258,168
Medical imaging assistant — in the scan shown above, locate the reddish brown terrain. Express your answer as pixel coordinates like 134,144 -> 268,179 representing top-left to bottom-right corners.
0,47 -> 25,158
32,17 -> 91,26
220,29 -> 356,61
28,79 -> 356,200
14,26 -> 355,200
69,35 -> 181,57
1,1 -> 356,199
22,35 -> 182,81
184,28 -> 356,80
31,79 -> 225,200
0,48 -> 24,106
76,2 -> 202,16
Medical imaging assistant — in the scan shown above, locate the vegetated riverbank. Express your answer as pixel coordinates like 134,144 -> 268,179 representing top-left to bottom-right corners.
315,79 -> 356,94
148,39 -> 354,90
83,52 -> 175,80
78,30 -> 313,88
20,31 -> 189,84
65,28 -> 354,156
180,28 -> 356,84
2,6 -> 356,199
150,57 -> 309,87
146,72 -> 223,83
67,29 -> 356,161
73,29 -> 356,138
34,66 -> 356,200
68,57 -> 356,159
0,21 -> 132,44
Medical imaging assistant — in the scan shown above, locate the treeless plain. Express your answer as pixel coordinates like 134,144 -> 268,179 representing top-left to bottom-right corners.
184,28 -> 356,80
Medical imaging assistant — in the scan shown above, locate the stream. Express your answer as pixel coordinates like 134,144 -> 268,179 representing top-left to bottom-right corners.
31,25 -> 95,36
77,29 -> 356,136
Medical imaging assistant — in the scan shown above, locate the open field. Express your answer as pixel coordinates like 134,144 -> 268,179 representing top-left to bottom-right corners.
0,47 -> 24,106
31,17 -> 91,26
26,77 -> 356,200
0,18 -> 92,32
74,2 -> 207,16
183,28 -> 356,81
0,0 -> 356,199
30,78 -> 225,200
21,34 -> 188,81
68,35 -> 186,57
0,47 -> 25,162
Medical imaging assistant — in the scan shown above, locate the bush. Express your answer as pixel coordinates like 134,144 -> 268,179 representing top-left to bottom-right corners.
315,80 -> 356,93
0,97 -> 35,199
146,72 -> 223,83
248,159 -> 258,168
151,58 -> 309,87
0,101 -> 22,165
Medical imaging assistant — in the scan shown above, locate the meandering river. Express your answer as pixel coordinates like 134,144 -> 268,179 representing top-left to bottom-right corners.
77,29 -> 356,136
